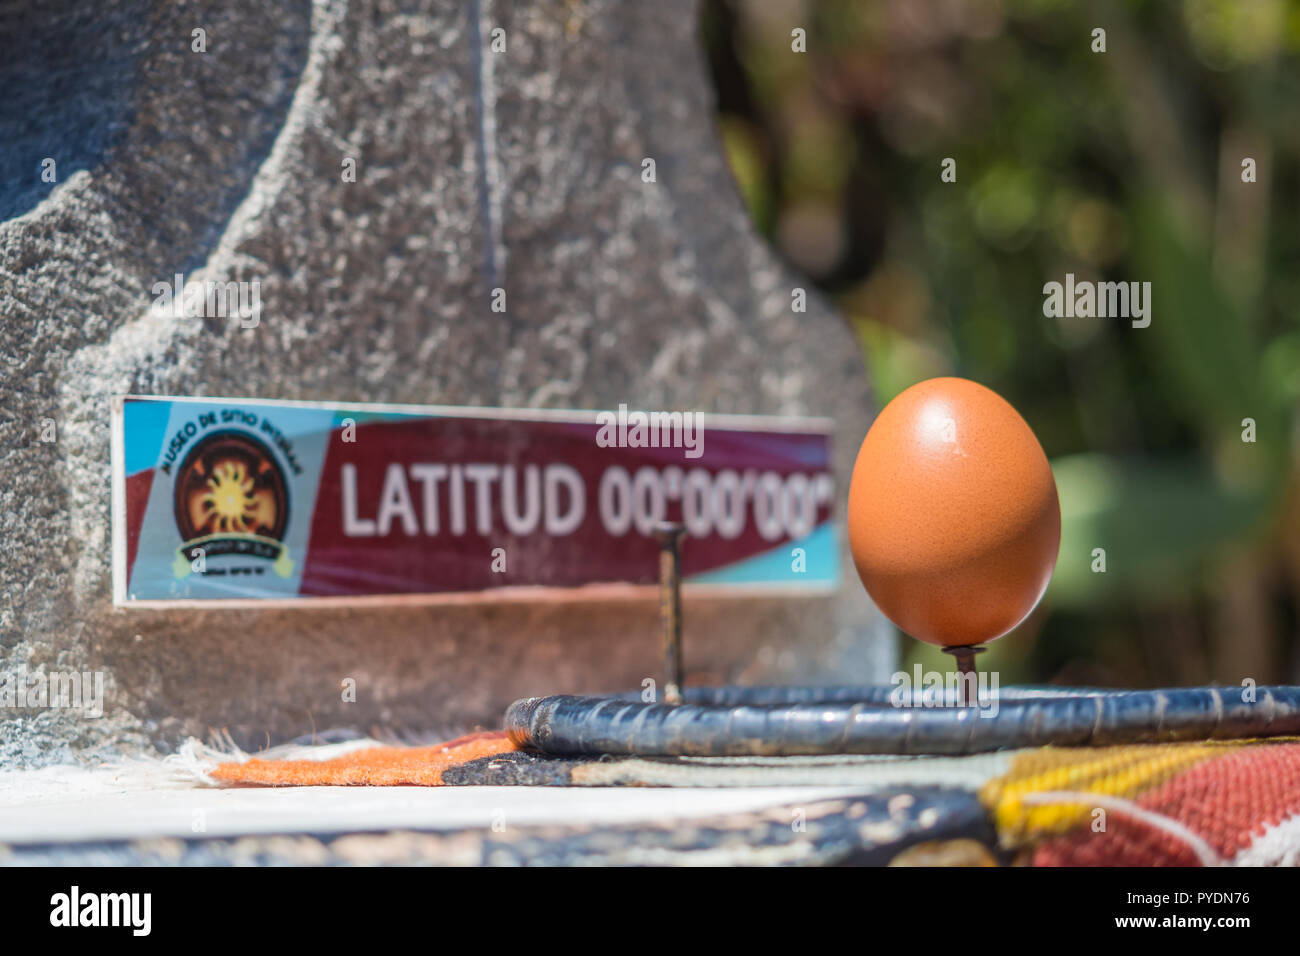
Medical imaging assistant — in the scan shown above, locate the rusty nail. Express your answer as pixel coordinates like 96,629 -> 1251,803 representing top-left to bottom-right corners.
653,522 -> 686,705
941,644 -> 985,708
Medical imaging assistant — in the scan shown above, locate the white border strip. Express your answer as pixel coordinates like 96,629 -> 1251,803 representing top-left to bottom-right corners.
115,580 -> 836,610
116,394 -> 836,433
110,396 -> 129,606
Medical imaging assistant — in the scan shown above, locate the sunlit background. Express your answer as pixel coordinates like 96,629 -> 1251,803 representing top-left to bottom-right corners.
704,0 -> 1300,687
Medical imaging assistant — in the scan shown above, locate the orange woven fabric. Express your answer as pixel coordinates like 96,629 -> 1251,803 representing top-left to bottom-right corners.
210,731 -> 516,786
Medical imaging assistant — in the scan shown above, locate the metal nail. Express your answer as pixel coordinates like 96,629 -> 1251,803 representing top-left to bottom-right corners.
941,644 -> 986,708
653,522 -> 687,705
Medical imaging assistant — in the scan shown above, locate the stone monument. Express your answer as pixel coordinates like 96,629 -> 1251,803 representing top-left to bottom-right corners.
0,0 -> 886,768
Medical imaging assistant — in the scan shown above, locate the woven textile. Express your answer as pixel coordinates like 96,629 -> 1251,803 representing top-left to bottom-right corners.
995,739 -> 1300,866
209,731 -> 516,786
208,733 -> 1300,865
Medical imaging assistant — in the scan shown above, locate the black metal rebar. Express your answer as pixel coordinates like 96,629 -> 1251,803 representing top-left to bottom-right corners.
504,685 -> 1300,757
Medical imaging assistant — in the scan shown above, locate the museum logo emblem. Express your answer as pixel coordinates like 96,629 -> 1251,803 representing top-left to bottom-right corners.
171,429 -> 293,579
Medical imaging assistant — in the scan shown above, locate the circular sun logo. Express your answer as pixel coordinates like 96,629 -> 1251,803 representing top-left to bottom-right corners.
198,459 -> 270,533
173,431 -> 288,543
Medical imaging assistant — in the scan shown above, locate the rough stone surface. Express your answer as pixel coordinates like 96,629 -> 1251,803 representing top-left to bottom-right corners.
0,0 -> 887,768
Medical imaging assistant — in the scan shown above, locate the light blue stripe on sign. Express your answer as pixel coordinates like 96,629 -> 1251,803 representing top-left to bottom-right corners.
686,522 -> 839,587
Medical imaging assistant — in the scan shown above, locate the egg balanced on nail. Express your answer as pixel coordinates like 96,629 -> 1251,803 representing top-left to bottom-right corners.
847,377 -> 1061,647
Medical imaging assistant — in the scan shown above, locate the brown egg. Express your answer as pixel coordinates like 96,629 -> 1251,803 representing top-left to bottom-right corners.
847,377 -> 1060,647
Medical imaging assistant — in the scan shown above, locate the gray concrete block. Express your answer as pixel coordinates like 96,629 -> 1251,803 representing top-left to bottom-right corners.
0,0 -> 888,767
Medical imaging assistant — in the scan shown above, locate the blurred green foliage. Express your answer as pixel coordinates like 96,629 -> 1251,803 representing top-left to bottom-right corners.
704,0 -> 1300,686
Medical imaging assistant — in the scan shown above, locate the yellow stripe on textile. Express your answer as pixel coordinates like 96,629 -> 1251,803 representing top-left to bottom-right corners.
979,741 -> 1239,847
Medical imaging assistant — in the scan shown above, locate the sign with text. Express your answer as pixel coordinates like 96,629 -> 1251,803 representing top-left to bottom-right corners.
111,396 -> 838,605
